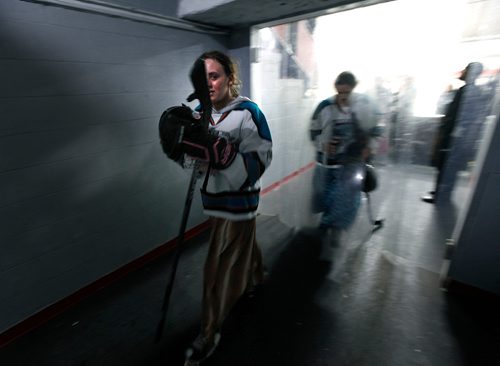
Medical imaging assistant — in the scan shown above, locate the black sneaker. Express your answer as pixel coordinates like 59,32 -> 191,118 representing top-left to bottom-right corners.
184,333 -> 221,365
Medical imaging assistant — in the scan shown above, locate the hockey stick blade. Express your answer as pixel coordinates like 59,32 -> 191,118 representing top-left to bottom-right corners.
365,192 -> 384,234
187,57 -> 212,129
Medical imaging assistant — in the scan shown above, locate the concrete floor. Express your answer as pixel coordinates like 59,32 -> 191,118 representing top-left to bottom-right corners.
1,162 -> 499,365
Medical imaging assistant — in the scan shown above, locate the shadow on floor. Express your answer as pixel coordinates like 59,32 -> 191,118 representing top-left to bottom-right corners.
2,167 -> 500,366
444,288 -> 500,365
203,226 -> 338,366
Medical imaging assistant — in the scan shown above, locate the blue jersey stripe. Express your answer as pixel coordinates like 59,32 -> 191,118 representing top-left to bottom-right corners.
201,189 -> 260,213
234,101 -> 272,141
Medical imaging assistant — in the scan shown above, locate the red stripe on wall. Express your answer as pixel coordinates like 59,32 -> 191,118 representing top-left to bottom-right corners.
0,220 -> 211,349
261,161 -> 315,195
0,161 -> 315,348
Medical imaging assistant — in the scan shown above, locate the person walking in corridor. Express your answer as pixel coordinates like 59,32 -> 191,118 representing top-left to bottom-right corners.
184,50 -> 273,366
309,71 -> 380,256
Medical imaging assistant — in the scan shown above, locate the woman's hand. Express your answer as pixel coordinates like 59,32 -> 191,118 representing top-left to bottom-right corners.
323,138 -> 341,157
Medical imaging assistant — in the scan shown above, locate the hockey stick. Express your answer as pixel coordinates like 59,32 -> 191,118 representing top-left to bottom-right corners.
365,191 -> 384,233
155,57 -> 212,342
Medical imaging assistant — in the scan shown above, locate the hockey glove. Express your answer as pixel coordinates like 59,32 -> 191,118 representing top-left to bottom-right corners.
159,105 -> 237,169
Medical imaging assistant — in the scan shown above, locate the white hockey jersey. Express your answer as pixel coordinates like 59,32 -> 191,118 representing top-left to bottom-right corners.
199,96 -> 273,220
310,93 -> 380,165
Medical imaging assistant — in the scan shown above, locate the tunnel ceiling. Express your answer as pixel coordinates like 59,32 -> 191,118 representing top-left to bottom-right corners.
179,0 -> 394,29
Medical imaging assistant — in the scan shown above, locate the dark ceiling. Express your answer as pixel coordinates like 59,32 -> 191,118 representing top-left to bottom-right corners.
179,0 -> 394,29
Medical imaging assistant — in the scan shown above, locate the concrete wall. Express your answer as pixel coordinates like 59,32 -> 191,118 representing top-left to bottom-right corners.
0,0 -> 227,333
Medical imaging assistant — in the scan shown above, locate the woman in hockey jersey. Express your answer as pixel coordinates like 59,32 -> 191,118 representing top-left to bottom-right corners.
310,71 -> 379,249
184,50 -> 272,365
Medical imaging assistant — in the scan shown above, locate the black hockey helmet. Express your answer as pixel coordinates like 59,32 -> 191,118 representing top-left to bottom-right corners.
158,105 -> 200,163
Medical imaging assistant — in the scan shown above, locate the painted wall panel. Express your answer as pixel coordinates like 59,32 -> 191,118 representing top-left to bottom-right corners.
1,93 -> 175,134
447,113 -> 500,295
0,0 -> 223,332
448,173 -> 500,293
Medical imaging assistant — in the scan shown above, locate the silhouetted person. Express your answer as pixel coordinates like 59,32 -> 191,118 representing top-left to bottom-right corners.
422,62 -> 490,204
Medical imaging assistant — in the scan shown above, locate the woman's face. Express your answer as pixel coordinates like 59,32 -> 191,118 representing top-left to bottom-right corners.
205,58 -> 233,110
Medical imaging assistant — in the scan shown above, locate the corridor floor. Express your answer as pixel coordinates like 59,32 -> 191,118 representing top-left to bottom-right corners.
1,162 -> 499,365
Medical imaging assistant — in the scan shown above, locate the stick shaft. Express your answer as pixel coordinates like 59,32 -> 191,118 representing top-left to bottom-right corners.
155,164 -> 199,342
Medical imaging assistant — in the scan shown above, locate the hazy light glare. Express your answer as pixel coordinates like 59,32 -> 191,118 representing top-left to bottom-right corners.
314,0 -> 469,116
